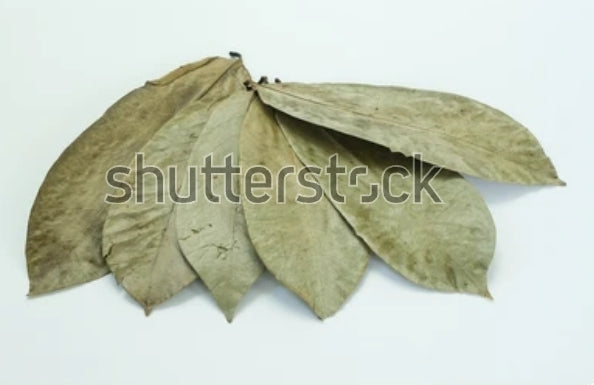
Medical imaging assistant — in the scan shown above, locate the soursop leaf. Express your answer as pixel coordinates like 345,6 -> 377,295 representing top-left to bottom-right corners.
257,82 -> 564,185
240,98 -> 369,319
102,60 -> 251,314
26,56 -> 240,296
176,91 -> 264,322
278,113 -> 495,297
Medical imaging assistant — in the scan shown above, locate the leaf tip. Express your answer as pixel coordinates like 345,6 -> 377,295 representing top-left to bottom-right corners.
223,310 -> 236,323
314,306 -> 336,321
26,284 -> 37,298
483,288 -> 494,300
26,282 -> 48,298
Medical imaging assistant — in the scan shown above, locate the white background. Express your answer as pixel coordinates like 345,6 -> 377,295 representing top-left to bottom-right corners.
1,1 -> 592,384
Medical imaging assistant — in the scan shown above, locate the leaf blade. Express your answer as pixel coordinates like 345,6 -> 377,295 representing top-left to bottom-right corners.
26,56 -> 240,296
176,91 -> 264,322
258,82 -> 563,185
240,99 -> 369,319
278,113 -> 496,297
102,62 -> 252,312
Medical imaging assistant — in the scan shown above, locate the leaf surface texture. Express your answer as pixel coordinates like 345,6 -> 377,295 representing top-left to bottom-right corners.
240,99 -> 369,319
102,61 -> 251,313
27,57 -> 241,295
258,82 -> 563,185
176,91 -> 263,321
279,113 -> 496,296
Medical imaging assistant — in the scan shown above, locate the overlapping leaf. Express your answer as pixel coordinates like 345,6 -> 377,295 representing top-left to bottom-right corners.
257,82 -> 563,185
240,99 -> 369,319
26,56 -> 241,296
278,113 -> 495,296
176,91 -> 263,322
102,61 -> 251,313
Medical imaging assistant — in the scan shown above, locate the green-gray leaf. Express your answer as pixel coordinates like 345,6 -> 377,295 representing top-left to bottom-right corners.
26,56 -> 240,296
102,61 -> 251,314
257,82 -> 563,185
278,113 -> 496,297
176,91 -> 264,322
240,99 -> 369,319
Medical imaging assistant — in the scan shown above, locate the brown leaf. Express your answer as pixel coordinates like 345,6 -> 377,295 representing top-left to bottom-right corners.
240,99 -> 369,319
257,82 -> 564,185
101,61 -> 252,313
278,113 -> 496,297
27,56 -> 241,296
176,91 -> 264,322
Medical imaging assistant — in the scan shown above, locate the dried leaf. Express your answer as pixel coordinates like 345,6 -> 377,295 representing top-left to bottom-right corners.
278,113 -> 495,297
257,82 -> 563,185
102,61 -> 251,313
240,99 -> 369,319
176,91 -> 264,322
27,56 -> 240,296
26,54 -> 564,320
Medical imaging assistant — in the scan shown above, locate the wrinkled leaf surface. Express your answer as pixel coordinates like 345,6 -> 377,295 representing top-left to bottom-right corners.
258,82 -> 563,185
240,99 -> 369,319
102,61 -> 251,313
177,91 -> 263,321
279,113 -> 496,297
27,57 -> 239,295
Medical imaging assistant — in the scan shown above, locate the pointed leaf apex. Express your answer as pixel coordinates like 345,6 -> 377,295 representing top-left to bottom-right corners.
144,306 -> 153,316
483,289 -> 494,300
224,310 -> 236,323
